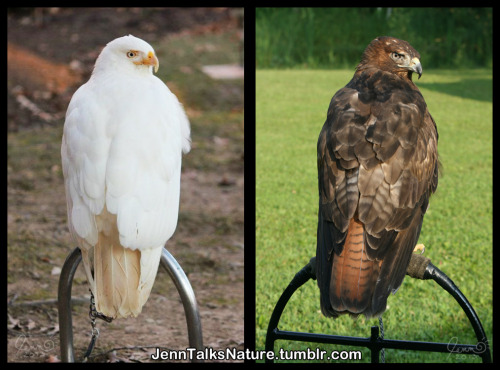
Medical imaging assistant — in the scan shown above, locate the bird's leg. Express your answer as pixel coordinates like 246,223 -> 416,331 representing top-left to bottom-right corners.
413,244 -> 425,254
83,290 -> 100,362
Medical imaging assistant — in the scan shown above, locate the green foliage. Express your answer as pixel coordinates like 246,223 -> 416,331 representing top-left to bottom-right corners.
256,69 -> 492,362
256,8 -> 492,69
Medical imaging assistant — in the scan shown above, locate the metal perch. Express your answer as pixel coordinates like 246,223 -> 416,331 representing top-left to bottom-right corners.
58,247 -> 203,362
265,254 -> 491,363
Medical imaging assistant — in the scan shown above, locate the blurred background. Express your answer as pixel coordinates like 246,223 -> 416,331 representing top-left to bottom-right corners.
8,7 -> 244,362
256,8 -> 492,69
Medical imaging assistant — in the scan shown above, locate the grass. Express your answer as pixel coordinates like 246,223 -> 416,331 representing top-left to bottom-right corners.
256,69 -> 492,363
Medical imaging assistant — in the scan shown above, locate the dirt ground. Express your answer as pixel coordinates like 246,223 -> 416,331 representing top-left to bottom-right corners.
7,8 -> 244,363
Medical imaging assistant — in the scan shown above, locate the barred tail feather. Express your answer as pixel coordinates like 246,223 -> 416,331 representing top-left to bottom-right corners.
92,234 -> 162,318
94,232 -> 142,318
329,219 -> 381,317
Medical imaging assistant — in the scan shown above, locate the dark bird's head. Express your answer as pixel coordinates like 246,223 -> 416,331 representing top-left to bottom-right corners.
357,36 -> 422,81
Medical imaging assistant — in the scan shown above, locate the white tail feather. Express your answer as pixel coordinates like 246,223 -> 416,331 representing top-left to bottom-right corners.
77,208 -> 163,319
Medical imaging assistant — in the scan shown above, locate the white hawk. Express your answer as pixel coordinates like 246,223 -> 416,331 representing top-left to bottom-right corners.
61,35 -> 191,319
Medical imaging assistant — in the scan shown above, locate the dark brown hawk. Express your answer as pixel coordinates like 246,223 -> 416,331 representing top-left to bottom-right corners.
316,36 -> 439,318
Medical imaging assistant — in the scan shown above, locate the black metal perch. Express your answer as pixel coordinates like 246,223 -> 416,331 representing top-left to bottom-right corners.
58,247 -> 203,362
265,254 -> 491,363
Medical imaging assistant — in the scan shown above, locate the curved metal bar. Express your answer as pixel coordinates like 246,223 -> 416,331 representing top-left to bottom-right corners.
58,247 -> 203,362
265,255 -> 491,363
424,262 -> 491,363
58,247 -> 82,363
160,248 -> 204,359
265,258 -> 315,362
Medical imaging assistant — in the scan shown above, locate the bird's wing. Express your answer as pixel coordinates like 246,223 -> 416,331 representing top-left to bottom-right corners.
317,71 -> 438,318
61,74 -> 191,318
62,77 -> 190,251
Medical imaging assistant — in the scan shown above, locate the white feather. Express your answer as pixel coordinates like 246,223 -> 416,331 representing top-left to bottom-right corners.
61,35 -> 190,318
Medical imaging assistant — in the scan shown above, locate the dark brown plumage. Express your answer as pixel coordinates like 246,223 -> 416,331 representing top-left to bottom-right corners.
316,36 -> 439,318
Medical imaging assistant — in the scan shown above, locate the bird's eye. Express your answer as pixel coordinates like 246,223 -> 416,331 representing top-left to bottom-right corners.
127,51 -> 137,58
392,52 -> 404,59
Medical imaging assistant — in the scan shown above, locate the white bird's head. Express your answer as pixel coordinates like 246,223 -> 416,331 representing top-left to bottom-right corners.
93,35 -> 159,76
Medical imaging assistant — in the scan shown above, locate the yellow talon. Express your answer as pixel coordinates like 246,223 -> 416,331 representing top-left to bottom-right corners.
413,244 -> 425,254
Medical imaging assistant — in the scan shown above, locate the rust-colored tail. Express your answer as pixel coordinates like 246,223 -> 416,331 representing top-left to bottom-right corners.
329,219 -> 380,316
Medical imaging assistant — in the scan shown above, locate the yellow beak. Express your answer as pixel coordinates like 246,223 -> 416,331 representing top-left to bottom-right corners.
137,51 -> 159,73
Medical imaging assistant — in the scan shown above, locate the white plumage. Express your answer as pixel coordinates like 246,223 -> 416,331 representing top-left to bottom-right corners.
61,35 -> 191,318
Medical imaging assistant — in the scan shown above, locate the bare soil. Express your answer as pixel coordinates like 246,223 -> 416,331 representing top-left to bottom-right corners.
8,8 -> 244,363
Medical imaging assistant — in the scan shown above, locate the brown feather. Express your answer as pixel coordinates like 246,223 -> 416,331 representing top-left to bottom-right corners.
316,36 -> 439,319
330,219 -> 380,315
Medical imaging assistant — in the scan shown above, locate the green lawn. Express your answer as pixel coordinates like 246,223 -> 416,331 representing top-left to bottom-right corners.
256,69 -> 492,363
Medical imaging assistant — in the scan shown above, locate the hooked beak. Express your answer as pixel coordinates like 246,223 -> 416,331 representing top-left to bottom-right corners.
409,57 -> 422,79
140,51 -> 159,73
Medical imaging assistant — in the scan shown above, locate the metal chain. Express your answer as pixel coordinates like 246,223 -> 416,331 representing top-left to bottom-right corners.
379,316 -> 385,363
82,290 -> 100,362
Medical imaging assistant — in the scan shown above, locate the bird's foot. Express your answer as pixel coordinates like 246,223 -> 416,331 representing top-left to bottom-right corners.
413,244 -> 425,254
